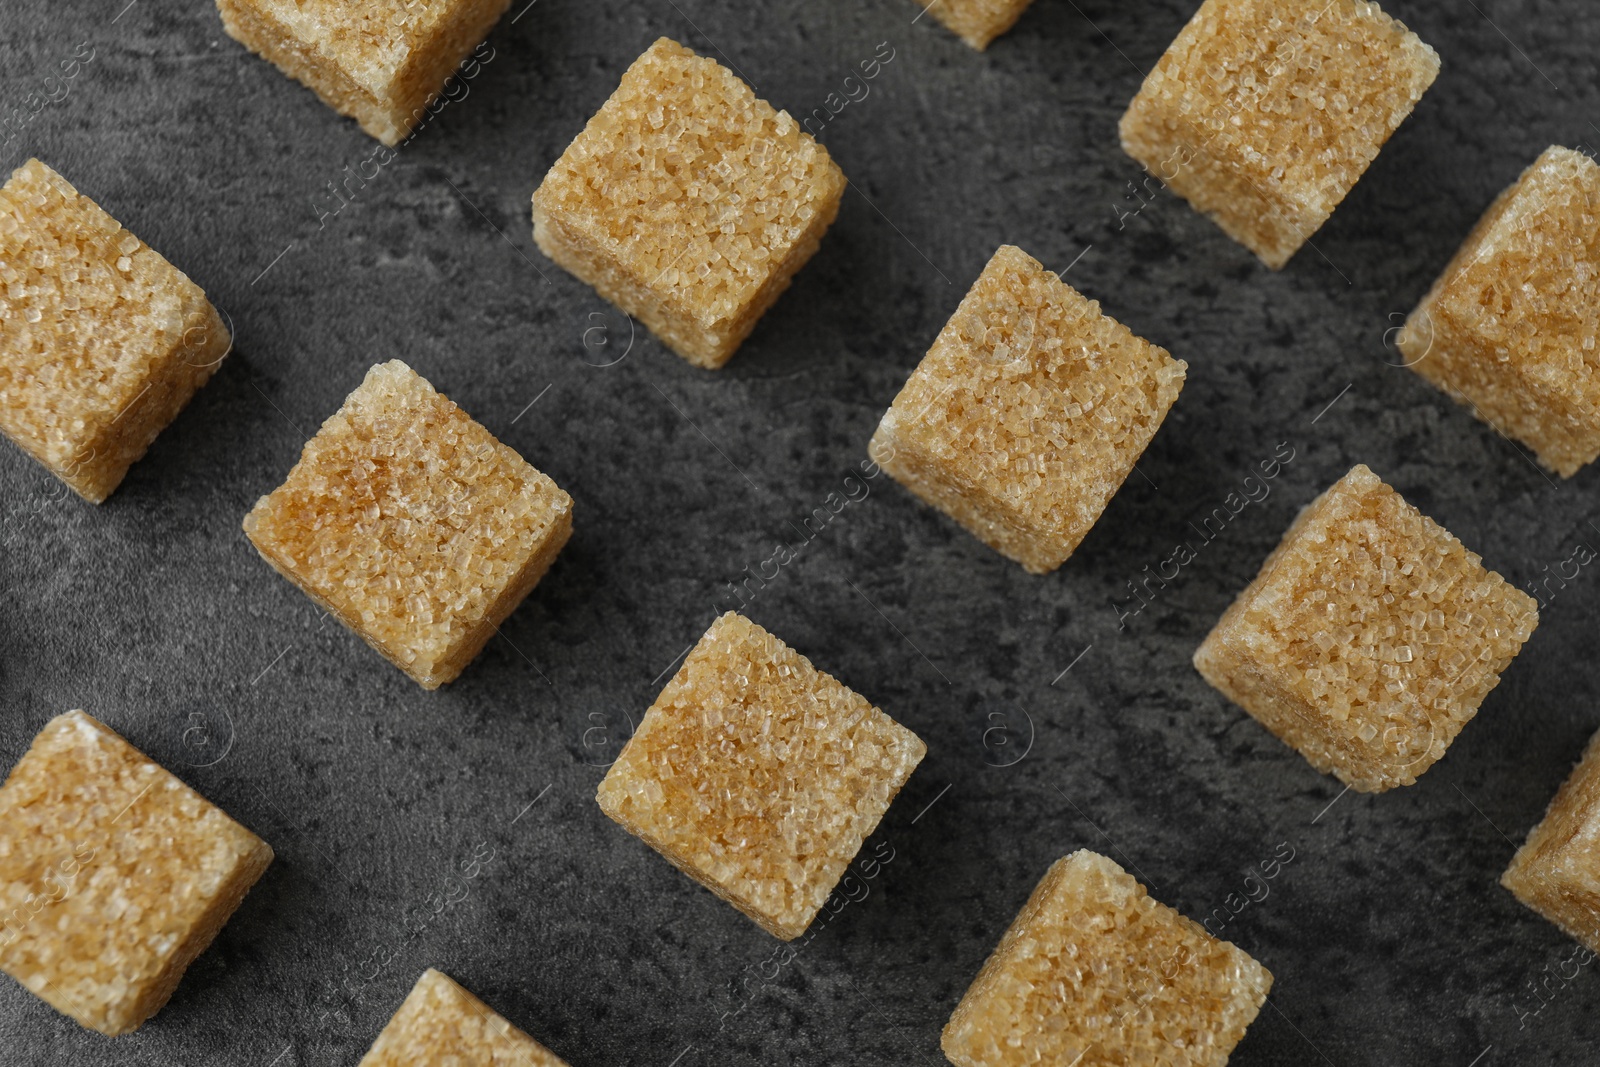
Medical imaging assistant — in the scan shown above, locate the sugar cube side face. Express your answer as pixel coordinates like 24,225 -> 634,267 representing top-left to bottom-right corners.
1502,729 -> 1600,954
216,0 -> 509,146
869,244 -> 1186,574
1194,464 -> 1538,792
941,850 -> 1272,1067
533,38 -> 847,369
1399,146 -> 1600,477
0,711 -> 273,1035
242,360 -> 573,690
596,612 -> 926,940
914,0 -> 1038,50
0,160 -> 230,503
1119,0 -> 1439,269
358,969 -> 570,1066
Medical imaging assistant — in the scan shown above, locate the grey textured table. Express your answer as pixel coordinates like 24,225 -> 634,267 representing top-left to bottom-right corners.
2,0 -> 1599,1063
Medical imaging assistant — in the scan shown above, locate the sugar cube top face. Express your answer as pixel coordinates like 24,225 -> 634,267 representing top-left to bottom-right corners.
243,361 -> 572,690
533,38 -> 847,369
0,711 -> 273,1036
359,969 -> 570,1067
597,612 -> 925,940
1120,0 -> 1440,269
1503,729 -> 1600,954
869,244 -> 1186,575
1400,147 -> 1600,477
217,0 -> 509,145
0,160 -> 231,503
914,0 -> 1037,50
942,850 -> 1272,1067
1195,464 -> 1538,793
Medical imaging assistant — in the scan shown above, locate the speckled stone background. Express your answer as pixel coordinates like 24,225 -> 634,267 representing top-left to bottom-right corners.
1,0 -> 1598,1063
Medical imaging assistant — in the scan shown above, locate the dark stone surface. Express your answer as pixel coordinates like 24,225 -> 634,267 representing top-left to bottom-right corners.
2,0 -> 1599,1063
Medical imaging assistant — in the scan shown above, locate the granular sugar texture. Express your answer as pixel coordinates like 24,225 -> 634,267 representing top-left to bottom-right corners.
870,244 -> 1186,574
1120,0 -> 1439,268
533,38 -> 846,369
0,711 -> 272,1036
1503,728 -> 1600,956
597,612 -> 925,940
1400,146 -> 1600,477
942,850 -> 1272,1067
357,969 -> 571,1067
243,360 -> 573,690
217,0 -> 511,145
0,159 -> 230,503
1195,464 -> 1537,792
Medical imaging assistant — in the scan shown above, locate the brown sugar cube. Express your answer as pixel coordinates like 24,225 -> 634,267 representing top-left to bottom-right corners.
359,969 -> 570,1067
1398,147 -> 1600,477
532,38 -> 846,369
243,360 -> 572,690
216,0 -> 508,146
0,710 -> 272,1035
1503,728 -> 1600,953
913,0 -> 1037,50
868,244 -> 1186,575
1195,464 -> 1538,793
1119,0 -> 1440,269
0,160 -> 230,503
596,612 -> 925,940
942,850 -> 1271,1067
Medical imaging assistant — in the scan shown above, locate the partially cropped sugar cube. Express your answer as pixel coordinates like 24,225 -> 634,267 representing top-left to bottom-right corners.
1120,0 -> 1440,268
243,360 -> 572,690
533,38 -> 846,369
0,159 -> 230,503
1399,146 -> 1600,477
1195,464 -> 1538,793
942,850 -> 1271,1067
913,0 -> 1036,50
359,969 -> 570,1067
216,0 -> 508,145
597,612 -> 925,939
1503,729 -> 1600,953
869,244 -> 1186,574
0,711 -> 272,1035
